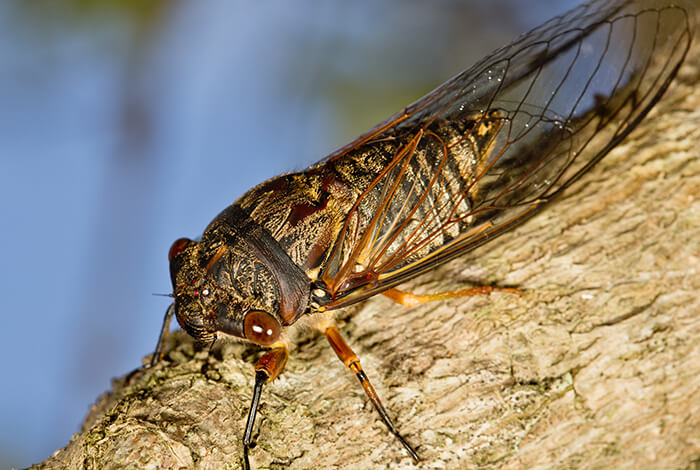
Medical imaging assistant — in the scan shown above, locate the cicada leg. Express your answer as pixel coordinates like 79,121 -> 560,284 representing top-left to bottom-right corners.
323,324 -> 419,462
382,285 -> 520,307
243,345 -> 289,470
149,303 -> 175,367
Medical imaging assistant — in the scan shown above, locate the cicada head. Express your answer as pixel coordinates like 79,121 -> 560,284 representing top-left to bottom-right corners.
167,234 -> 287,347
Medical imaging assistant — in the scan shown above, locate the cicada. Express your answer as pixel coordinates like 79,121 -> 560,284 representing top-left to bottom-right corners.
151,0 -> 694,468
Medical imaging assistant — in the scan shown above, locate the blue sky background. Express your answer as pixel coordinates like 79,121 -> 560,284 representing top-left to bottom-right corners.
0,1 -> 578,467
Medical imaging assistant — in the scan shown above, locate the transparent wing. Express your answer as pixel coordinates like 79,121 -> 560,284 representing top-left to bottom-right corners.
317,0 -> 694,310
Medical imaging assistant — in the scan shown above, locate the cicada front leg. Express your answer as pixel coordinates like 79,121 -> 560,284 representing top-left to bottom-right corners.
242,345 -> 289,470
382,285 -> 520,307
149,303 -> 176,367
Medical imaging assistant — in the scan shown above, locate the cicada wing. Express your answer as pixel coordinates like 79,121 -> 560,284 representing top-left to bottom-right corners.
318,0 -> 693,310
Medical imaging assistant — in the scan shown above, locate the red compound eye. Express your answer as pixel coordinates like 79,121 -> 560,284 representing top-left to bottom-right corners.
243,311 -> 281,346
168,238 -> 191,261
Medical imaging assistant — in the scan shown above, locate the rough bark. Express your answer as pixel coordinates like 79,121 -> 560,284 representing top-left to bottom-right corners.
34,42 -> 699,470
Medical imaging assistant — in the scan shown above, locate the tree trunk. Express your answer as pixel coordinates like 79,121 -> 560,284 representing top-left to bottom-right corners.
34,36 -> 699,470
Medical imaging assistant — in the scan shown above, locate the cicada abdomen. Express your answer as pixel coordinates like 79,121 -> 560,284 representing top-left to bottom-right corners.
154,1 -> 694,468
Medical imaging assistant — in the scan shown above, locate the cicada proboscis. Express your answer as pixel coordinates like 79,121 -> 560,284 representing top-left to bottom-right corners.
150,0 -> 694,468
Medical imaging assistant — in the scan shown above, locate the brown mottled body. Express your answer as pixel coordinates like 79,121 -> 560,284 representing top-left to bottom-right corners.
170,112 -> 504,343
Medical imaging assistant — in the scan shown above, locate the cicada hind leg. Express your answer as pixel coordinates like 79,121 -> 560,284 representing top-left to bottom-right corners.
382,285 -> 520,308
322,324 -> 420,462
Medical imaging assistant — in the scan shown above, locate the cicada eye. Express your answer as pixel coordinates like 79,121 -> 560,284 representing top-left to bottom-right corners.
244,310 -> 281,346
168,237 -> 192,261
